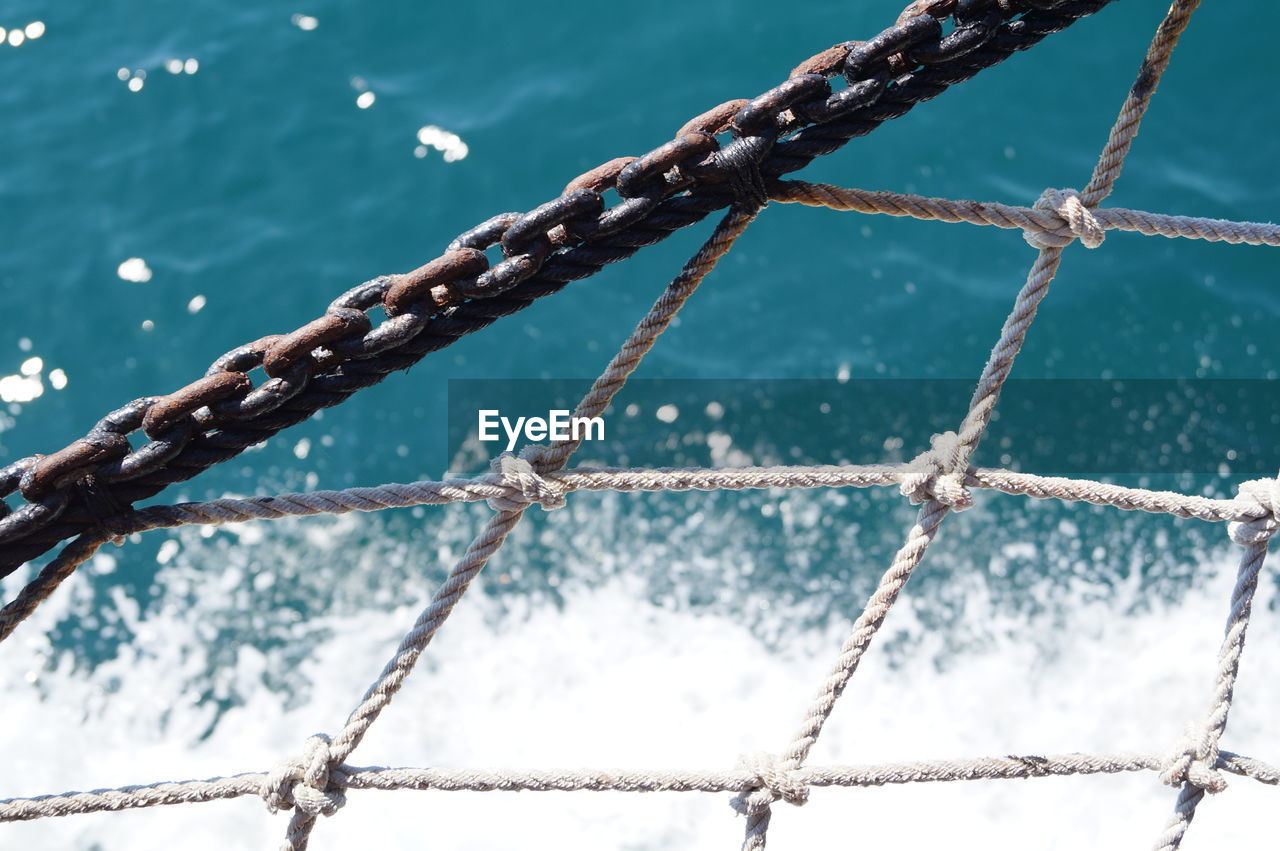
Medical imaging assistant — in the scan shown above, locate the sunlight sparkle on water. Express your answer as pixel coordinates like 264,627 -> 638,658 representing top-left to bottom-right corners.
415,125 -> 469,162
1,356 -> 66,403
356,91 -> 375,109
119,68 -> 147,92
0,21 -> 41,46
117,258 -> 153,282
0,375 -> 41,404
165,59 -> 201,77
291,14 -> 319,31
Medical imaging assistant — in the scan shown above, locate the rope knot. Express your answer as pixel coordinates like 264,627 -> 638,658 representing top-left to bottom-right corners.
899,431 -> 973,511
262,734 -> 348,818
1228,478 -> 1280,546
1161,722 -> 1227,794
730,752 -> 809,816
1024,187 -> 1105,250
486,449 -> 567,513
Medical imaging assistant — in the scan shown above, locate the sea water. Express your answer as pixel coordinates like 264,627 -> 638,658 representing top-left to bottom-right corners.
0,1 -> 1277,848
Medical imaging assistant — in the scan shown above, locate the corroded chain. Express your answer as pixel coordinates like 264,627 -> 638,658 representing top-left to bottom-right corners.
0,0 -> 1113,575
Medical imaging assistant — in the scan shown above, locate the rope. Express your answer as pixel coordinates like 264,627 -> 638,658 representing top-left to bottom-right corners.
1,465 -> 1271,597
0,531 -> 107,643
5,750 -> 1276,823
768,181 -> 1280,248
1154,532 -> 1271,850
1078,0 -> 1201,209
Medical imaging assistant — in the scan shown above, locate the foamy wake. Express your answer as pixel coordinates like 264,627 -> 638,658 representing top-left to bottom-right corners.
1,502 -> 1274,850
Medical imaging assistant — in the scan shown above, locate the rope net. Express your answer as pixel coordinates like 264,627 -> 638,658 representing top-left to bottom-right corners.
1,1 -> 1275,848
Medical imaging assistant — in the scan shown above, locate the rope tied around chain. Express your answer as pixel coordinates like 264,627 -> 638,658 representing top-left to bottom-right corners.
73,476 -> 133,545
729,752 -> 809,816
713,136 -> 773,212
1160,721 -> 1227,794
1227,478 -> 1280,546
1023,187 -> 1106,250
262,734 -> 349,818
486,449 -> 568,513
899,430 -> 973,510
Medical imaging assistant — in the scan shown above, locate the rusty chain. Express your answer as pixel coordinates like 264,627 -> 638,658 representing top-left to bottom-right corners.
0,0 -> 1113,577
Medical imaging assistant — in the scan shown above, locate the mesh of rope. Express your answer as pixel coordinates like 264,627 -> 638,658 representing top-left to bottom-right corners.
1,1 -> 1275,849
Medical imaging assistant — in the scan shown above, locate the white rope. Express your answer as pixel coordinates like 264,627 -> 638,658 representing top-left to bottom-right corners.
107,461 -> 1273,535
4,750 -> 1276,823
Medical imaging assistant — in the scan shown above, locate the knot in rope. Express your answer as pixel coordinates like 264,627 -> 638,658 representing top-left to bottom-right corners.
1228,478 -> 1280,546
486,449 -> 567,512
262,734 -> 348,818
1161,722 -> 1227,794
729,752 -> 809,816
1024,187 -> 1105,250
899,430 -> 973,511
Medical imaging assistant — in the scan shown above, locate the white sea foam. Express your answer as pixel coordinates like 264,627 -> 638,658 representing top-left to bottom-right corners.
0,494 -> 1274,849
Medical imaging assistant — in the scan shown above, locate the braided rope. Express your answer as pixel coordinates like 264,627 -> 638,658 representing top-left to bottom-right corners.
4,750 -> 1277,823
768,181 -> 1280,247
22,463 -> 1280,534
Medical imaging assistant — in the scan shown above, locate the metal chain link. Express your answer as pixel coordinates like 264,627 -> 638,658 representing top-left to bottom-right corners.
0,0 -> 1114,575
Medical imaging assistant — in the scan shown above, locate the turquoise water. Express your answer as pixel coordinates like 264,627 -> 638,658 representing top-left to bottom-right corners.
1,2 -> 1278,848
